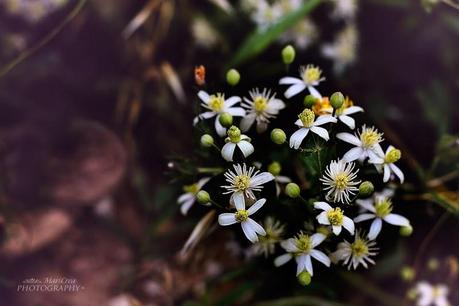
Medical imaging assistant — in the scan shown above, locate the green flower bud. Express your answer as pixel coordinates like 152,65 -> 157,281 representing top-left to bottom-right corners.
282,45 -> 296,65
359,181 -> 374,198
200,134 -> 214,147
297,271 -> 311,286
303,94 -> 318,108
330,92 -> 345,109
385,148 -> 401,163
196,190 -> 211,205
271,128 -> 286,145
227,125 -> 241,142
285,183 -> 300,198
400,224 -> 413,237
268,161 -> 282,176
400,266 -> 416,282
219,112 -> 233,128
226,69 -> 240,86
427,258 -> 439,271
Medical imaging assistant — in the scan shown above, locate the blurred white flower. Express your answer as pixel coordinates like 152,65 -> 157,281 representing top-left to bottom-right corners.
274,232 -> 330,276
320,160 -> 360,204
330,0 -> 358,21
290,109 -> 337,149
322,24 -> 359,74
251,0 -> 283,30
240,88 -> 286,133
218,196 -> 267,243
250,216 -> 286,257
178,177 -> 211,215
369,145 -> 404,183
414,282 -> 450,306
280,18 -> 318,50
314,201 -> 355,235
337,125 -> 384,162
192,17 -> 220,48
330,230 -> 378,270
279,65 -> 325,98
354,194 -> 410,240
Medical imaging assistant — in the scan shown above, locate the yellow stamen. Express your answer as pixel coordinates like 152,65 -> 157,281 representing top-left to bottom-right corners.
254,96 -> 268,113
208,93 -> 225,112
335,173 -> 349,190
327,207 -> 344,226
375,198 -> 393,218
360,127 -> 383,148
385,148 -> 401,163
234,175 -> 250,191
302,65 -> 323,84
298,109 -> 315,127
235,210 -> 249,222
351,238 -> 369,257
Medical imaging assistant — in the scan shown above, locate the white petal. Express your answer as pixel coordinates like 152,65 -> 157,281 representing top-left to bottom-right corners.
384,214 -> 410,226
240,114 -> 256,132
279,77 -> 303,85
180,198 -> 195,215
314,201 -> 332,211
218,213 -> 237,226
310,126 -> 330,141
198,90 -> 209,103
356,199 -> 377,213
307,86 -> 322,99
342,147 -> 364,162
197,177 -> 211,189
284,83 -> 306,98
250,172 -> 275,187
354,213 -> 376,223
339,115 -> 355,129
199,111 -> 217,119
332,225 -> 342,235
274,253 -> 292,266
281,239 -> 300,253
289,128 -> 309,149
221,143 -> 236,161
316,211 -> 330,225
390,164 -> 405,183
233,192 -> 245,211
294,119 -> 303,127
247,198 -> 266,215
256,121 -> 268,133
343,106 -> 364,115
241,221 -> 258,243
224,96 -> 241,107
276,176 -> 291,183
247,218 -> 266,236
237,141 -> 254,158
342,217 -> 355,235
310,249 -> 331,267
368,218 -> 383,240
311,233 -> 326,247
314,115 -> 337,126
215,116 -> 227,137
383,164 -> 391,182
267,99 -> 285,110
336,132 -> 361,146
226,107 -> 246,117
304,255 -> 314,276
177,193 -> 194,204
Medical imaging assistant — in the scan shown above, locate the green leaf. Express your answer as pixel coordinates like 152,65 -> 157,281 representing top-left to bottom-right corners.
228,0 -> 322,67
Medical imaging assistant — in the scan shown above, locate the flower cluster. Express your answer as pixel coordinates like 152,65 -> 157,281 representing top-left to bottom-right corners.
177,49 -> 410,284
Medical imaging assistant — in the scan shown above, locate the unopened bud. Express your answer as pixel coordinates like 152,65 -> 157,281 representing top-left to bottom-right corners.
200,134 -> 214,147
219,113 -> 233,128
282,45 -> 296,64
297,271 -> 311,286
359,181 -> 374,197
330,92 -> 345,109
226,69 -> 240,86
271,128 -> 286,145
196,190 -> 211,205
285,183 -> 300,198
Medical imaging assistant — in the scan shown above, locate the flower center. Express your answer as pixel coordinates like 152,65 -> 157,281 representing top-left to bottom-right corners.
227,125 -> 241,143
183,183 -> 199,194
302,65 -> 322,84
375,198 -> 393,218
234,175 -> 251,191
385,148 -> 401,163
295,234 -> 312,253
327,207 -> 344,226
351,239 -> 369,257
208,93 -> 225,112
360,127 -> 383,148
335,173 -> 349,190
235,210 -> 249,222
298,109 -> 315,127
254,96 -> 268,113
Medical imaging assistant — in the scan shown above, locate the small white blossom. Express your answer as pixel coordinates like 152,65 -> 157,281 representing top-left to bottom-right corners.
414,282 -> 450,306
250,0 -> 283,30
250,217 -> 286,257
221,126 -> 254,162
222,163 -> 275,202
279,65 -> 325,99
337,125 -> 384,162
330,230 -> 378,270
322,24 -> 358,74
314,201 -> 355,235
369,145 -> 404,183
274,232 -> 330,276
280,18 -> 318,50
194,91 -> 245,137
320,160 -> 361,204
330,0 -> 358,21
191,17 -> 219,48
218,195 -> 267,243
240,88 -> 286,133
354,195 -> 410,240
290,109 -> 337,149
177,177 -> 211,215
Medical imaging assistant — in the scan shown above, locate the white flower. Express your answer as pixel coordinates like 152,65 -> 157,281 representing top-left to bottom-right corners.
240,88 -> 286,133
222,163 -> 275,201
330,0 -> 358,21
330,230 -> 378,270
194,91 -> 246,137
279,18 -> 317,50
322,24 -> 358,74
218,195 -> 267,243
191,17 -> 219,48
320,160 -> 361,204
314,201 -> 355,235
250,0 -> 283,30
369,145 -> 404,183
221,126 -> 254,161
279,65 -> 326,99
289,109 -> 337,149
336,125 -> 384,162
354,195 -> 410,240
250,217 -> 286,257
414,282 -> 450,306
274,232 -> 330,276
177,177 -> 211,215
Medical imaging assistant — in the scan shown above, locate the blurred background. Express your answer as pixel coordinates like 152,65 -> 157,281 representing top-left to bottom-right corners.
0,0 -> 458,305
